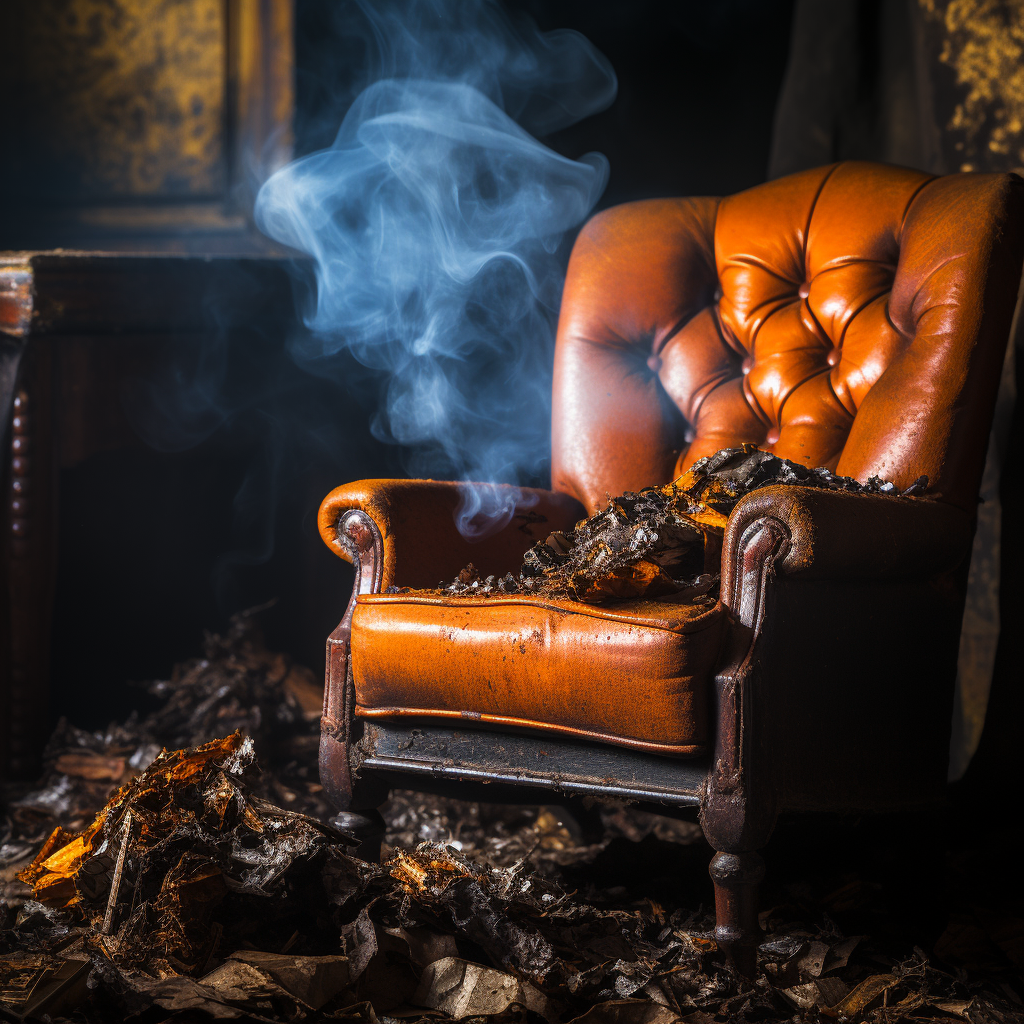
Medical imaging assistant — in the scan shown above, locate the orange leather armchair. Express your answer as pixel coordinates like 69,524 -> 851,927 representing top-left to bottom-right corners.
317,162 -> 1024,973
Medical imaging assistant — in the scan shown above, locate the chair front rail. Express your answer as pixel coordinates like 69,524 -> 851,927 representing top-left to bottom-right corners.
356,721 -> 710,806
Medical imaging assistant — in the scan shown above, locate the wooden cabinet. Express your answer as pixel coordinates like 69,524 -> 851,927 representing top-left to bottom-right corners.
0,0 -> 298,776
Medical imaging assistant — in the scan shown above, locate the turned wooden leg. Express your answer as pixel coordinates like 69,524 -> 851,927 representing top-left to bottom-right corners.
331,806 -> 387,863
709,850 -> 765,978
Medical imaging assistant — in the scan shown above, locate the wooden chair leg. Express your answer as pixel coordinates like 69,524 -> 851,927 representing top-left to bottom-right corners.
709,850 -> 765,978
331,807 -> 387,863
329,771 -> 390,862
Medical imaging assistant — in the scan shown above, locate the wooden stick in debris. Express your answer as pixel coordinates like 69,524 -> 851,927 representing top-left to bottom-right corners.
101,809 -> 133,936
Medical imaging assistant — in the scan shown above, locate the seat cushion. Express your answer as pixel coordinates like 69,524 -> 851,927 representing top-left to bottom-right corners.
351,592 -> 726,756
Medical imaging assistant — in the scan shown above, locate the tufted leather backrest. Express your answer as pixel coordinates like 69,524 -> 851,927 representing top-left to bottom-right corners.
552,162 -> 1024,514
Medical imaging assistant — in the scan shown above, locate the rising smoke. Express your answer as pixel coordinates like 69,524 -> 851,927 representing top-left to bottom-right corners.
256,0 -> 616,535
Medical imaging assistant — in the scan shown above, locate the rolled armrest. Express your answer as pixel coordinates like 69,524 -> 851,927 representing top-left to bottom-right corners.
706,485 -> 973,822
318,479 -> 586,591
722,485 -> 972,597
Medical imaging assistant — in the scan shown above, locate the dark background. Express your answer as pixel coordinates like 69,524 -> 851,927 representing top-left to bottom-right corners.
294,1 -> 796,203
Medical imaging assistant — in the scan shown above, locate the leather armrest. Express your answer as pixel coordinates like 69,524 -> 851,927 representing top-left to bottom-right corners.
721,485 -> 972,596
707,485 -> 973,827
319,479 -> 586,591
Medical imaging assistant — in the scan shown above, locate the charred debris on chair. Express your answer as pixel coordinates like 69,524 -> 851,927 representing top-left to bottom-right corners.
2,612 -> 1019,1023
424,445 -> 928,603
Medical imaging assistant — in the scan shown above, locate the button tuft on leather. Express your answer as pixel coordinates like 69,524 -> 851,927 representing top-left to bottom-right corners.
826,347 -> 841,367
646,354 -> 663,372
798,281 -> 811,299
741,356 -> 754,375
683,427 -> 696,444
766,428 -> 780,445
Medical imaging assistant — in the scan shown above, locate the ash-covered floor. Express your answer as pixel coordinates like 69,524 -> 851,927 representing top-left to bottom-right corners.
1,613 -> 1021,1023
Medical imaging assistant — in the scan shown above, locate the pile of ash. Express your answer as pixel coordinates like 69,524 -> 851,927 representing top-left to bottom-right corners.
430,445 -> 928,603
1,614 -> 1020,1023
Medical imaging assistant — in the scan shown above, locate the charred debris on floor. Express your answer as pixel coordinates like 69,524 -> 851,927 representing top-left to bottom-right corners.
1,612 -> 1021,1023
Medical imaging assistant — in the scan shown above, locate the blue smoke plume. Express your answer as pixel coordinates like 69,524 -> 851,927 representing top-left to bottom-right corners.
256,0 -> 615,535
